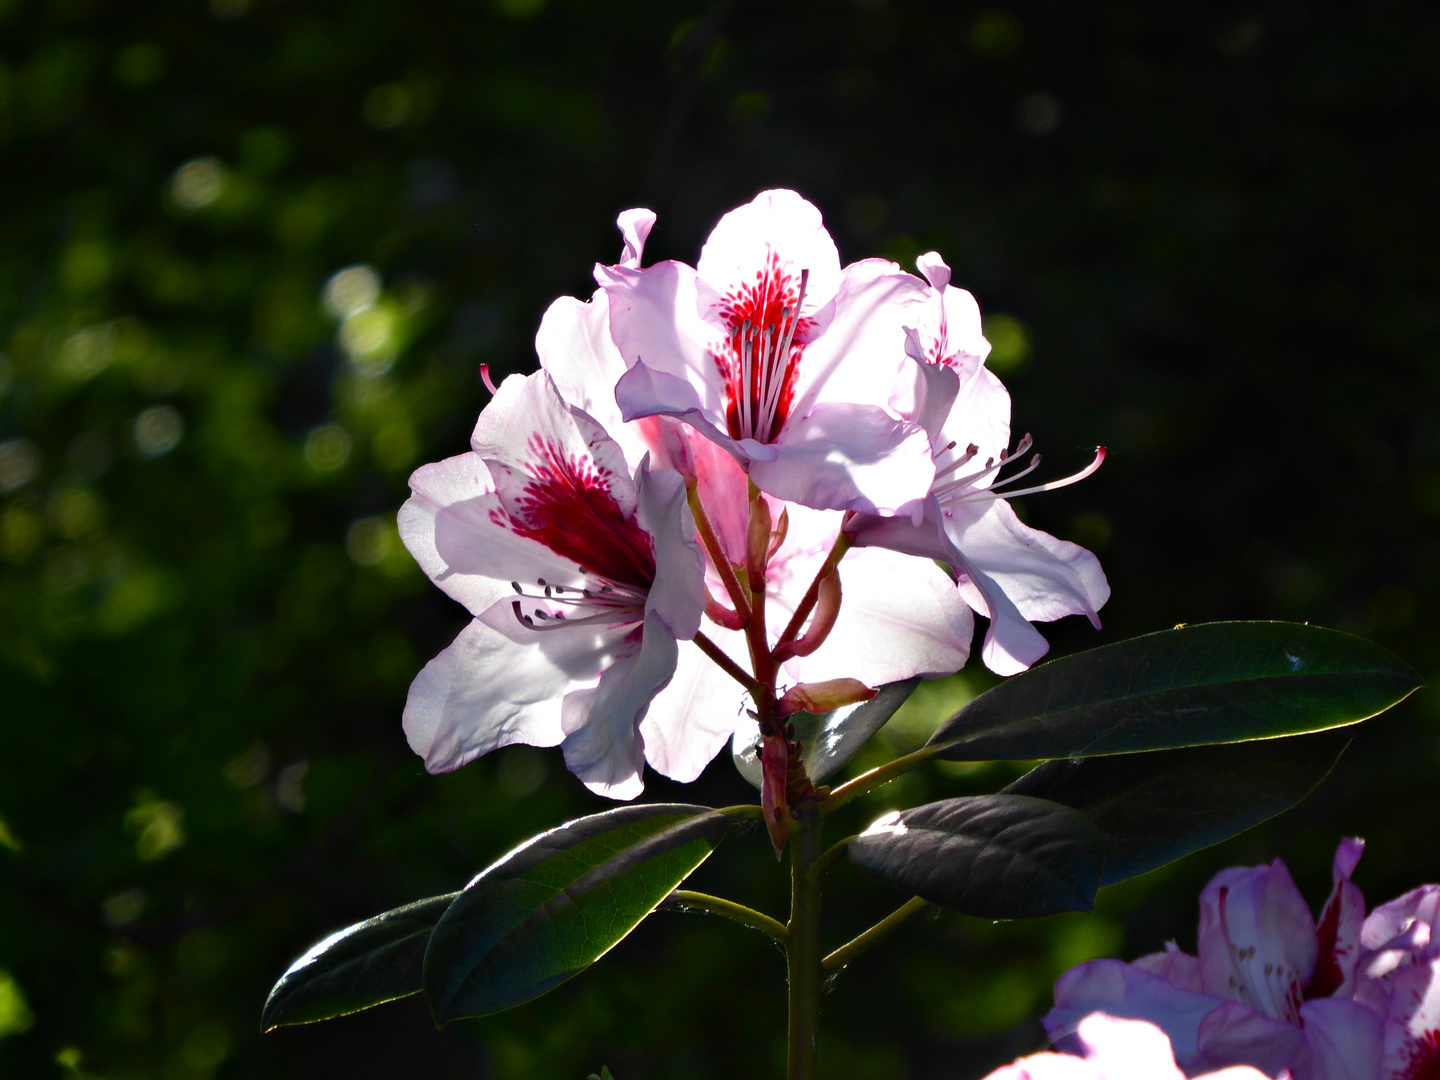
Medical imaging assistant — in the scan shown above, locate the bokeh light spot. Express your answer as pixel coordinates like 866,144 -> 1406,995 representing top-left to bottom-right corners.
134,405 -> 183,456
304,424 -> 352,472
346,515 -> 396,566
0,971 -> 35,1040
322,264 -> 381,319
125,793 -> 186,861
968,10 -> 1023,56
983,313 -> 1031,371
171,157 -> 227,210
0,438 -> 40,492
101,888 -> 146,928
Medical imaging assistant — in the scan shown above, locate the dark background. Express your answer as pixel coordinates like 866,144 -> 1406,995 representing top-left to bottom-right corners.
1,0 -> 1437,1077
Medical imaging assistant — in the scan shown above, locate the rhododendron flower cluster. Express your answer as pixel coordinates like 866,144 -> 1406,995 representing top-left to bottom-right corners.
1045,840 -> 1440,1080
397,189 -> 1107,839
982,1013 -> 1274,1080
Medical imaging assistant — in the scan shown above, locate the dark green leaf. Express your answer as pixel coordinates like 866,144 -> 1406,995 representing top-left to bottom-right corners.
1004,731 -> 1350,885
732,678 -> 921,789
847,794 -> 1104,918
927,622 -> 1418,762
424,804 -> 736,1022
261,892 -> 460,1031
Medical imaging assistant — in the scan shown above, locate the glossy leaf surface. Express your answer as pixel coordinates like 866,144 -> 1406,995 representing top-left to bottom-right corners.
848,794 -> 1104,918
927,622 -> 1418,762
1004,731 -> 1350,885
261,892 -> 460,1030
424,804 -> 735,1022
732,678 -> 920,789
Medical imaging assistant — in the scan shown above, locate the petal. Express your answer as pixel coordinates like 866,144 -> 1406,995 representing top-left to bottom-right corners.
1198,861 -> 1319,1020
1297,997 -> 1382,1080
954,553 -> 1053,676
941,364 -> 1013,470
401,453 -> 582,612
788,258 -> 931,417
1194,1000 -> 1305,1077
473,371 -> 638,526
641,631 -> 751,783
401,617 -> 584,774
559,610 -> 679,799
1380,960 -> 1440,1080
635,457 -> 706,640
778,545 -> 974,687
1044,959 -> 1227,1066
1073,1014 -> 1189,1080
536,291 -> 651,471
752,402 -> 936,514
616,207 -> 656,268
695,189 -> 842,326
1135,942 -> 1205,993
1308,839 -> 1369,999
600,258 -> 725,418
943,498 -> 1109,628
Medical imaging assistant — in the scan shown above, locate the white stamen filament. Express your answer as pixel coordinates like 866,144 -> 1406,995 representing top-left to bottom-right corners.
509,575 -> 647,632
733,269 -> 809,442
933,437 -> 1105,508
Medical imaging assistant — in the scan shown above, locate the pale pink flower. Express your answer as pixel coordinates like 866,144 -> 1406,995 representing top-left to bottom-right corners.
1357,887 -> 1440,1079
398,370 -> 705,799
985,1013 -> 1278,1080
596,189 -> 937,516
1044,840 -> 1383,1080
847,252 -> 1108,674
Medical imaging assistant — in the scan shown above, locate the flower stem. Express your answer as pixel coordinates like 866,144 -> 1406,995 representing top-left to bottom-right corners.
687,481 -> 751,621
819,745 -> 940,816
664,890 -> 789,943
693,631 -> 763,695
787,807 -> 824,1080
821,897 -> 929,977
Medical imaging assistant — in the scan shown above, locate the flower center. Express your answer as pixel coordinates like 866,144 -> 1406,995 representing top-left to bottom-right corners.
1398,1029 -> 1440,1080
499,434 -> 657,591
1216,885 -> 1306,1024
711,257 -> 812,444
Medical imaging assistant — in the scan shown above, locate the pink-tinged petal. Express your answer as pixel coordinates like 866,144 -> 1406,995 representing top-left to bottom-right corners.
694,189 -> 842,330
954,554 -> 1053,676
1308,839 -> 1369,1000
1380,960 -> 1440,1080
401,617 -> 587,774
1072,1014 -> 1191,1080
401,453 -> 583,612
789,258 -> 931,417
536,291 -> 652,469
907,252 -> 991,379
613,358 -> 747,459
1198,861 -> 1319,1022
559,610 -> 678,800
1044,959 -> 1226,1066
846,496 -> 957,562
1297,997 -> 1383,1080
778,545 -> 974,687
641,631 -> 750,783
940,364 -> 1014,474
896,339 -> 962,449
690,429 -> 751,565
616,207 -> 656,268
634,457 -> 706,640
943,498 -> 1109,628
916,251 -> 952,291
1194,1000 -> 1305,1078
1135,942 -> 1205,993
600,258 -> 724,415
1362,887 -> 1440,957
751,402 -> 935,514
981,1056 -> 1097,1080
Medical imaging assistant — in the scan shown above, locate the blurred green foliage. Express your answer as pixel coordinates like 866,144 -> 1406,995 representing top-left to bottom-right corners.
0,0 -> 1436,1077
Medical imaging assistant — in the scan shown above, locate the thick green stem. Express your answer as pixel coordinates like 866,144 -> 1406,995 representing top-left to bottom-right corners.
821,897 -> 929,976
787,807 -> 824,1080
664,890 -> 789,943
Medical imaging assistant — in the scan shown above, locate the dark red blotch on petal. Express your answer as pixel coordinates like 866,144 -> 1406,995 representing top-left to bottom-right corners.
1398,1029 -> 1440,1080
503,434 -> 656,589
1306,892 -> 1347,999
